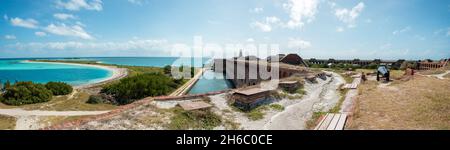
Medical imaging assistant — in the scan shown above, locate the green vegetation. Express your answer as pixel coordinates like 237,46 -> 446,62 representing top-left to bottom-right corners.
124,66 -> 163,77
246,106 -> 268,121
21,91 -> 116,111
269,104 -> 284,111
167,107 -> 222,130
86,95 -> 103,104
305,85 -> 349,129
163,65 -> 172,75
45,82 -> 73,96
305,111 -> 327,129
276,87 -> 306,100
101,73 -> 182,105
1,81 -> 53,106
330,88 -> 349,113
308,63 -> 375,70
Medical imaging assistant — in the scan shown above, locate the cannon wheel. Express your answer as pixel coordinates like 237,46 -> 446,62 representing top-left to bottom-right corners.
377,71 -> 380,81
386,71 -> 390,81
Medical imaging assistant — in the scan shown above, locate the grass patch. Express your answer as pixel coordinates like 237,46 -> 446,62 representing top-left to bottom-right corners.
21,90 -> 116,111
349,76 -> 450,129
246,106 -> 268,121
38,116 -> 87,128
0,115 -> 16,130
167,107 -> 222,130
269,104 -> 284,111
329,88 -> 349,113
355,69 -> 376,74
305,111 -> 327,129
277,86 -> 306,100
415,94 -> 450,129
341,74 -> 353,83
390,70 -> 405,79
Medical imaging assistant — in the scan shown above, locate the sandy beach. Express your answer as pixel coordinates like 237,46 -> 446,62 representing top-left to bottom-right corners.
24,60 -> 128,89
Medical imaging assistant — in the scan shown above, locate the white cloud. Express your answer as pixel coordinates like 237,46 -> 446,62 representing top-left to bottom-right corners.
336,27 -> 344,32
246,38 -> 255,42
250,16 -> 280,32
4,35 -> 16,40
393,26 -> 411,35
251,21 -> 272,32
56,0 -> 103,11
44,23 -> 93,40
282,0 -> 319,29
250,0 -> 319,32
75,21 -> 86,27
265,16 -> 280,24
53,13 -> 76,20
8,39 -> 169,51
128,0 -> 147,5
287,38 -> 311,49
3,14 -> 7,20
35,32 -> 47,37
249,7 -> 264,14
335,2 -> 365,28
10,17 -> 39,29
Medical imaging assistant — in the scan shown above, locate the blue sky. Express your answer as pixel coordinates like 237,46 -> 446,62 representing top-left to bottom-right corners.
0,0 -> 449,60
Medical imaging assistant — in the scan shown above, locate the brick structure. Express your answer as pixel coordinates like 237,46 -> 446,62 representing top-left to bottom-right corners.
306,58 -> 400,67
232,88 -> 272,110
417,59 -> 449,70
213,56 -> 309,88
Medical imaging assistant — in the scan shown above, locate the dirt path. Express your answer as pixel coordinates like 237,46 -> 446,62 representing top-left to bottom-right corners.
263,71 -> 345,130
340,76 -> 361,114
0,108 -> 109,130
425,70 -> 450,80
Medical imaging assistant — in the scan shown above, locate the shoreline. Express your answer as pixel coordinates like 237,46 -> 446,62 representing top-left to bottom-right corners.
24,60 -> 128,89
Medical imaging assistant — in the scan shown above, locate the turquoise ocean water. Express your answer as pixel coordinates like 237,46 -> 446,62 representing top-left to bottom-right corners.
0,57 -> 232,93
0,59 -> 112,86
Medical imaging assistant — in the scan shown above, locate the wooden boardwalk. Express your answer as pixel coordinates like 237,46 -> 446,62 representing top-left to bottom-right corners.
342,75 -> 362,89
314,113 -> 348,130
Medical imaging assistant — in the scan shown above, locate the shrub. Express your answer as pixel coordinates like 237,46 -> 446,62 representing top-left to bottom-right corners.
246,106 -> 268,121
87,95 -> 104,104
101,73 -> 181,105
1,81 -> 53,105
269,104 -> 285,111
45,82 -> 73,96
168,108 -> 222,130
163,65 -> 172,75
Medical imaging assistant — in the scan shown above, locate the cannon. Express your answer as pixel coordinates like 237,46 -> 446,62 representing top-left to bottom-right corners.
376,65 -> 390,82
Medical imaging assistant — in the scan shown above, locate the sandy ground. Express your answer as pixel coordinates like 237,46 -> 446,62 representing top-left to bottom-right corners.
24,60 -> 128,89
72,104 -> 169,130
0,108 -> 108,130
